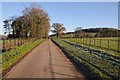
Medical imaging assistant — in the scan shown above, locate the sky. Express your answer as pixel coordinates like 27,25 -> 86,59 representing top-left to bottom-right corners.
1,0 -> 120,2
0,2 -> 119,35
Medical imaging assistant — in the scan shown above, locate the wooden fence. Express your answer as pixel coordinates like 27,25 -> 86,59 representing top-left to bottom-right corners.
2,38 -> 35,52
62,37 -> 120,52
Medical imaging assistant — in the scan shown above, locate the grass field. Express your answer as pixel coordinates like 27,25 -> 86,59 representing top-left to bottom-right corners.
62,37 -> 120,57
52,38 -> 119,79
0,40 -> 2,44
61,32 -> 97,38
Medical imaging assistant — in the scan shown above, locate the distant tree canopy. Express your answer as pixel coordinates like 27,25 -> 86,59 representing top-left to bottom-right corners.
51,23 -> 66,38
74,27 -> 85,38
95,28 -> 120,37
82,28 -> 101,33
4,4 -> 50,39
74,27 -> 120,38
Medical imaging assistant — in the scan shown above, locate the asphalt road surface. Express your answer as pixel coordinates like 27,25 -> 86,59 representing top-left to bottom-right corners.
4,39 -> 85,79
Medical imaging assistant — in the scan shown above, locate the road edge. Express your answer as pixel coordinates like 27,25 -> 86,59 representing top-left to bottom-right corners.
2,40 -> 45,78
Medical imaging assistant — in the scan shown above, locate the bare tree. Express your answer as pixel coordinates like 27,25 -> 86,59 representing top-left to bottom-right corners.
11,3 -> 50,39
74,27 -> 85,38
52,23 -> 66,38
22,4 -> 50,39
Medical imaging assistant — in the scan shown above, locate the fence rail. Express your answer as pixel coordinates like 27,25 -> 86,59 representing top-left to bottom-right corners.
2,38 -> 35,52
62,37 -> 120,52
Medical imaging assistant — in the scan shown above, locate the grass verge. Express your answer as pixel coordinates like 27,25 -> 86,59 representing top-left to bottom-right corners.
1,39 -> 45,76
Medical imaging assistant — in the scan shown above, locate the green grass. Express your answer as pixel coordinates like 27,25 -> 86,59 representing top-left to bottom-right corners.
52,38 -> 119,79
96,37 -> 119,40
1,39 -> 45,72
60,32 -> 97,38
0,40 -> 2,44
61,33 -> 74,38
62,37 -> 120,57
2,38 -> 36,51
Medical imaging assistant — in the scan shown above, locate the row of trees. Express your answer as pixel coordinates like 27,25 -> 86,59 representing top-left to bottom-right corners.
74,27 -> 120,38
3,4 -> 119,39
51,26 -> 120,38
74,27 -> 93,38
3,4 -> 67,40
3,4 -> 50,39
95,28 -> 120,37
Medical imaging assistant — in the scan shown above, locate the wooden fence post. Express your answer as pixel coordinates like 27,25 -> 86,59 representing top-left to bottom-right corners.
79,37 -> 80,44
90,37 -> 91,46
117,39 -> 120,52
14,39 -> 15,46
94,38 -> 96,47
83,38 -> 84,44
79,38 -> 81,43
100,39 -> 101,48
21,38 -> 22,45
108,40 -> 109,49
2,38 -> 5,51
10,39 -> 11,49
76,37 -> 77,43
78,38 -> 79,44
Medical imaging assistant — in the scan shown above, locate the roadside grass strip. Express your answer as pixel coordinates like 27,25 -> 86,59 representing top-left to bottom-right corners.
1,39 -> 45,72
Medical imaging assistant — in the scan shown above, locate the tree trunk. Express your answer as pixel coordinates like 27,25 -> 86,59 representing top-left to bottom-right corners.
57,33 -> 59,38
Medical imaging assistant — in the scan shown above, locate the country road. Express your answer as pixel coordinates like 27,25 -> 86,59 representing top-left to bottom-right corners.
3,39 -> 85,79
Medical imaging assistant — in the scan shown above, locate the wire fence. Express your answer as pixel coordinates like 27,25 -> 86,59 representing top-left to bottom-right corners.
62,37 -> 120,52
2,38 -> 35,52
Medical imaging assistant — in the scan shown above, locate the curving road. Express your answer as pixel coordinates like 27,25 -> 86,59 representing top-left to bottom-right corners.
3,39 -> 85,79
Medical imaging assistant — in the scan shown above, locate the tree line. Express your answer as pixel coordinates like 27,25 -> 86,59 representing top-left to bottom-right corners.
3,4 -> 50,39
3,3 -> 119,39
51,27 -> 120,38
74,27 -> 120,38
